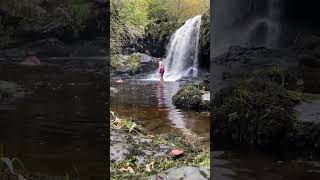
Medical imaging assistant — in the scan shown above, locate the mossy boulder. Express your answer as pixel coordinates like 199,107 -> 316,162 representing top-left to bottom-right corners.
254,65 -> 299,90
172,85 -> 208,111
212,80 -> 301,147
111,53 -> 142,75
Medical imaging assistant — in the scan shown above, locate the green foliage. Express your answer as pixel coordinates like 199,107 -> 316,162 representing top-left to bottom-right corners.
199,9 -> 210,67
128,53 -> 142,73
110,0 -> 210,55
64,0 -> 94,31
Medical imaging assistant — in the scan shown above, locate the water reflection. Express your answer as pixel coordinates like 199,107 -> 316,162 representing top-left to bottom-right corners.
213,149 -> 320,180
111,80 -> 209,141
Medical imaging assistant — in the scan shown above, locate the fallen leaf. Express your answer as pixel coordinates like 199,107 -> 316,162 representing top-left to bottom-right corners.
171,148 -> 184,156
129,123 -> 137,133
127,167 -> 135,174
145,161 -> 155,172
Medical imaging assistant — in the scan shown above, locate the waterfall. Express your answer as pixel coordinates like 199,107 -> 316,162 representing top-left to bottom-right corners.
246,0 -> 281,47
149,15 -> 202,81
213,0 -> 282,56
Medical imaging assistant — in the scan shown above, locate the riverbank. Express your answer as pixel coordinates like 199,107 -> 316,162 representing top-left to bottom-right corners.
110,111 -> 210,180
211,40 -> 320,154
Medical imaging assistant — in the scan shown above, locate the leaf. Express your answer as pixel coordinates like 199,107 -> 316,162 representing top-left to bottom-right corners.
12,158 -> 26,171
119,166 -> 135,174
127,166 -> 135,174
129,122 -> 137,133
145,161 -> 155,172
18,175 -> 27,180
0,158 -> 15,174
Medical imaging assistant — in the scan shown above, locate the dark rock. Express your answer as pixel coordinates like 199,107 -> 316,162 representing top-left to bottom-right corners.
299,54 -> 320,68
0,81 -> 26,101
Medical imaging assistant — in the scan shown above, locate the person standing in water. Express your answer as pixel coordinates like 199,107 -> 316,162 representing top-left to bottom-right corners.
158,58 -> 165,82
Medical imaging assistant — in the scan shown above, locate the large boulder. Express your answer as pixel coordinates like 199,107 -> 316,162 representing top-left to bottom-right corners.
111,53 -> 158,75
172,85 -> 209,111
149,166 -> 210,180
212,80 -> 300,147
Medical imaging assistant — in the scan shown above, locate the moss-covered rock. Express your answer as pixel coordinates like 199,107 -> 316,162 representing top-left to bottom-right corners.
212,80 -> 302,147
254,65 -> 299,90
172,85 -> 209,111
111,53 -> 142,75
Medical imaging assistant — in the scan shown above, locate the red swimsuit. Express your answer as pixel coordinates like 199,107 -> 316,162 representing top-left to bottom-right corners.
159,63 -> 164,76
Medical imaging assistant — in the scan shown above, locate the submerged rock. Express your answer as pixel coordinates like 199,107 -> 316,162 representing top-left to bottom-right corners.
0,81 -> 26,101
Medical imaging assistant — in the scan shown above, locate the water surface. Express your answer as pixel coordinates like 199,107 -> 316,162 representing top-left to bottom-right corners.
111,79 -> 210,146
0,58 -> 107,178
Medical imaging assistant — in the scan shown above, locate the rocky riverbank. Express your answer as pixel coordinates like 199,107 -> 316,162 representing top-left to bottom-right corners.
211,35 -> 320,154
110,111 -> 210,180
0,0 -> 107,60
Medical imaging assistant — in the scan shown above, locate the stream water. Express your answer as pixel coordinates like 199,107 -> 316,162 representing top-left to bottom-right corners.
111,79 -> 210,147
0,58 -> 108,178
213,148 -> 320,180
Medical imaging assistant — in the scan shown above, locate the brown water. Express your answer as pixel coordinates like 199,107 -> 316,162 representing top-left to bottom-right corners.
110,79 -> 210,146
0,58 -> 108,178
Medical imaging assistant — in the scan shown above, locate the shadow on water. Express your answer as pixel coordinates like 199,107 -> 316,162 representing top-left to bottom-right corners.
0,58 -> 108,178
111,79 -> 210,146
213,148 -> 320,180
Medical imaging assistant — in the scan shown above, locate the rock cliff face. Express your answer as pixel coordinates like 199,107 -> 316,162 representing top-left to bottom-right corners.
0,0 -> 108,58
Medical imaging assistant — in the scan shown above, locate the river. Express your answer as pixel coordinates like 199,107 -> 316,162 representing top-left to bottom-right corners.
111,79 -> 210,147
0,57 -> 108,178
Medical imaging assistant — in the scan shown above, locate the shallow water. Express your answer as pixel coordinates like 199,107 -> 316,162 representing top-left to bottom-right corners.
0,58 -> 107,178
213,148 -> 320,180
111,79 -> 210,146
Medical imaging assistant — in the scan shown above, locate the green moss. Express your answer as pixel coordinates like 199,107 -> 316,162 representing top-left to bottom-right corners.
172,85 -> 208,110
212,80 -> 301,146
255,65 -> 298,89
64,0 -> 94,31
128,53 -> 142,73
111,53 -> 142,74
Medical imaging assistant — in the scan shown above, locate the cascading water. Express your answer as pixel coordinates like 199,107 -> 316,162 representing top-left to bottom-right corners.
213,0 -> 282,56
247,0 -> 281,47
149,15 -> 202,81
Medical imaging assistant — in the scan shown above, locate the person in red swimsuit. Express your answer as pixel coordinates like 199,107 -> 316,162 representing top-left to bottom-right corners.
158,58 -> 165,82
